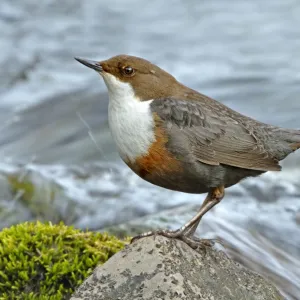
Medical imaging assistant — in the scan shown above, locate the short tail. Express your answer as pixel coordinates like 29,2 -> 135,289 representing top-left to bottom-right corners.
280,128 -> 300,151
291,142 -> 300,151
265,127 -> 300,162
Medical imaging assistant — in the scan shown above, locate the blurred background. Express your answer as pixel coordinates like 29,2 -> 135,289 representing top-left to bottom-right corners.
1,0 -> 300,298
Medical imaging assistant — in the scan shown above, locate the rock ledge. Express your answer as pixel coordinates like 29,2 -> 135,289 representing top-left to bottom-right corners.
71,236 -> 283,300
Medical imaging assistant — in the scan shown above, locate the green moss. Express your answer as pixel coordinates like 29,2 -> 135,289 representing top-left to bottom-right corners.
0,221 -> 128,299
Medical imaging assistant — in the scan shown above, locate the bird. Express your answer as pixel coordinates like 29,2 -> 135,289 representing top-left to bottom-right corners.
75,54 -> 300,249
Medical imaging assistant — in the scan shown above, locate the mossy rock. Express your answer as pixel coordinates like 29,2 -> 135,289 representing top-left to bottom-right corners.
0,221 -> 128,300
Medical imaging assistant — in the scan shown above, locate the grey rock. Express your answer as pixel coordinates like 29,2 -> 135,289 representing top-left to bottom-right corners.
71,236 -> 283,300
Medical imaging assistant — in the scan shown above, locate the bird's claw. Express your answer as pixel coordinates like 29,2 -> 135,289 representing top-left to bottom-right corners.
131,228 -> 181,244
131,229 -> 222,252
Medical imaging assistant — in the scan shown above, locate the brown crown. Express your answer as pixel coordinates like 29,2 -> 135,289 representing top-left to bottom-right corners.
99,54 -> 196,101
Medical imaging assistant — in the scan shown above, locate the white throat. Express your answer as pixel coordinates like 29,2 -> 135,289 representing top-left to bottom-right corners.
102,73 -> 155,162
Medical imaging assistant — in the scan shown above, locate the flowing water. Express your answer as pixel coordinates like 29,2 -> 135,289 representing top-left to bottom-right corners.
1,0 -> 300,298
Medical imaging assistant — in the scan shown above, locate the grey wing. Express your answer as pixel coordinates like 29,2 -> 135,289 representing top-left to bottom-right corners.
150,98 -> 281,171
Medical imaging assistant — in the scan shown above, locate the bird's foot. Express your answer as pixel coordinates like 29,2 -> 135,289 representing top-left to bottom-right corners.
181,236 -> 225,252
131,228 -> 182,244
131,229 -> 222,251
181,235 -> 214,250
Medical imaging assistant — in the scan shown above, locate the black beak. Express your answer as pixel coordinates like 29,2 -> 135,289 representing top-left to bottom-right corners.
74,57 -> 103,72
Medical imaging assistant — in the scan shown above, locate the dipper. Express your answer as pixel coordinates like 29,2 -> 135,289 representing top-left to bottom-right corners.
75,54 -> 300,248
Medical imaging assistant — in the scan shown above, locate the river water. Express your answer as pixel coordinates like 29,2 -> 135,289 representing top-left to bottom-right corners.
1,0 -> 300,298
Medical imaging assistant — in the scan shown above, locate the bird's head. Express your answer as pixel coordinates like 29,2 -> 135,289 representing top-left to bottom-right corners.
75,54 -> 179,101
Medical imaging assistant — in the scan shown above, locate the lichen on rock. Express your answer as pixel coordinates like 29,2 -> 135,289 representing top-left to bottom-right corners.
71,235 -> 284,300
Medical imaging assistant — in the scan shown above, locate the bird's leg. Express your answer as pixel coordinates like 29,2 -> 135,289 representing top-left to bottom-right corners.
184,194 -> 211,237
182,186 -> 225,249
131,186 -> 225,249
185,186 -> 224,237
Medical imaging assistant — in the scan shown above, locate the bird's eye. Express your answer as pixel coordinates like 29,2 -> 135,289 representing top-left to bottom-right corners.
123,66 -> 134,76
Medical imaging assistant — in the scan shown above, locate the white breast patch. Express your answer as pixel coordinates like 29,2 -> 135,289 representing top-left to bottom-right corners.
103,73 -> 155,162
